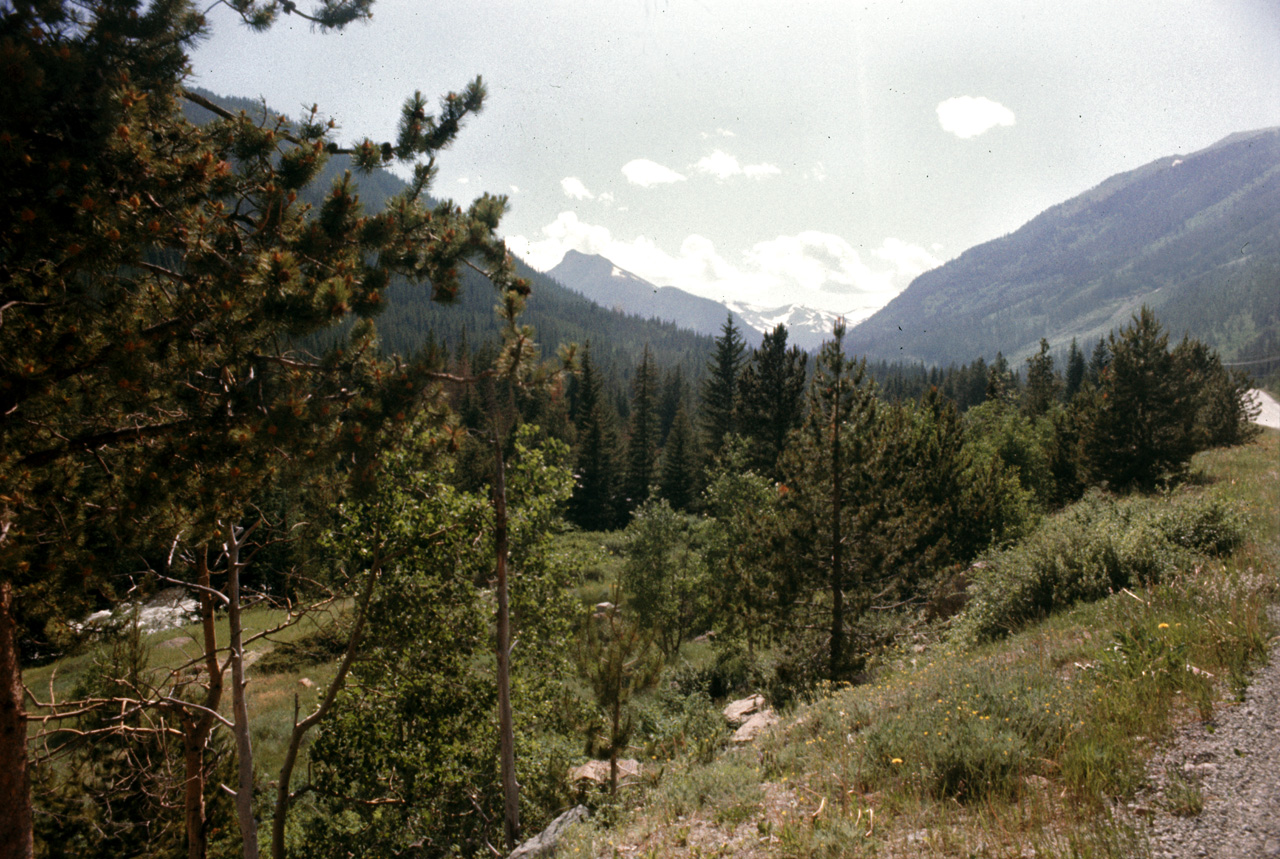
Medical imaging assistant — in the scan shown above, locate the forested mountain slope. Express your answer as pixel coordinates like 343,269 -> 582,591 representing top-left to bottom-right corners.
848,128 -> 1280,367
186,89 -> 717,381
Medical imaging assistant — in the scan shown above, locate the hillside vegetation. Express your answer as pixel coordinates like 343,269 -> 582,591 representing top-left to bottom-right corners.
849,128 -> 1280,373
557,431 -> 1279,858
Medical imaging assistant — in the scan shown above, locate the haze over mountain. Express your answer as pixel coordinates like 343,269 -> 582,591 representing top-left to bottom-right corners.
847,128 -> 1280,366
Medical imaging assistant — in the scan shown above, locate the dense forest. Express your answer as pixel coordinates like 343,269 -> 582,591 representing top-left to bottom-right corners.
0,3 -> 1266,859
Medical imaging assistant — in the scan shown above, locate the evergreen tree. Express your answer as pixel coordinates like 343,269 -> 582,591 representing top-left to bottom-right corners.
569,345 -> 623,529
1087,338 -> 1111,386
738,324 -> 809,478
623,346 -> 659,511
985,352 -> 1016,403
1171,337 -> 1260,450
657,366 -> 689,446
0,2 -> 522,854
700,315 -> 747,461
1022,338 -> 1060,417
1064,338 -> 1087,401
779,320 -> 877,681
658,403 -> 700,511
1077,308 -> 1196,489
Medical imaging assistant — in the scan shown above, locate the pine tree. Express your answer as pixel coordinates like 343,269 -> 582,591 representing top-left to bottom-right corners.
623,346 -> 659,511
1077,308 -> 1196,489
779,320 -> 877,681
0,3 -> 523,855
570,345 -> 623,530
657,366 -> 688,446
1087,339 -> 1111,386
658,403 -> 699,511
1064,338 -> 1087,401
1022,338 -> 1060,417
700,315 -> 747,461
738,324 -> 808,478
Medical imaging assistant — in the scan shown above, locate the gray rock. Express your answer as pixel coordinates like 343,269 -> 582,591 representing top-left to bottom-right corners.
508,805 -> 588,859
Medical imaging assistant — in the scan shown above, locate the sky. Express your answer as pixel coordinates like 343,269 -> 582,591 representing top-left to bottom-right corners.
189,0 -> 1280,320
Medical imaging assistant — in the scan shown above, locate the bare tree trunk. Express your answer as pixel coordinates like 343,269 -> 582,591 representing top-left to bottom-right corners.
270,544 -> 382,859
181,547 -> 225,859
829,363 -> 845,683
226,522 -> 261,859
493,438 -> 520,851
0,579 -> 34,859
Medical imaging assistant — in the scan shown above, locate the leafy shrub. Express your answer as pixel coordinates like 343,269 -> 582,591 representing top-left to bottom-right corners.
951,490 -> 1247,645
1150,493 -> 1249,556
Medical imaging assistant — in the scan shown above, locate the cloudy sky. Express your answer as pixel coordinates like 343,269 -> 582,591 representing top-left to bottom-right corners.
190,0 -> 1280,318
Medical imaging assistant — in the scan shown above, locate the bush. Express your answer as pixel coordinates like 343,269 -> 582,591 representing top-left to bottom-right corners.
951,491 -> 1247,645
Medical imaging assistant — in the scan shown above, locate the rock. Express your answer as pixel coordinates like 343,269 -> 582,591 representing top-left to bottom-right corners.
732,709 -> 778,743
508,804 -> 589,859
568,759 -> 639,785
723,694 -> 766,726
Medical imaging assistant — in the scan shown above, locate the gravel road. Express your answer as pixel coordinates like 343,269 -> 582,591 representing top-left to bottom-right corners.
1248,390 -> 1280,431
1141,608 -> 1280,859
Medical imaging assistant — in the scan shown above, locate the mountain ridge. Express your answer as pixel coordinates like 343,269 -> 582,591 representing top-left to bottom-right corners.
846,127 -> 1280,365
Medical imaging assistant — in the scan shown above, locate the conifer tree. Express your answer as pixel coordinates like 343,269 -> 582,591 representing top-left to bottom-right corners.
1022,338 -> 1060,417
1077,308 -> 1196,489
700,315 -> 747,460
0,3 -> 523,856
623,346 -> 659,511
658,403 -> 699,512
1064,338 -> 1086,401
779,320 -> 877,681
657,366 -> 688,446
738,324 -> 808,478
1087,338 -> 1111,386
569,345 -> 623,530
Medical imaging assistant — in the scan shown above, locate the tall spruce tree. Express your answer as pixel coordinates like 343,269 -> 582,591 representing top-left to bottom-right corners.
738,324 -> 809,478
624,346 -> 659,511
779,320 -> 877,681
700,315 -> 747,461
570,344 -> 623,530
1064,338 -> 1087,401
1022,338 -> 1059,417
658,403 -> 699,511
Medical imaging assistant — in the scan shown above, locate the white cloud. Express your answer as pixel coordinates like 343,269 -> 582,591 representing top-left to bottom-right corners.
506,215 -> 942,316
621,158 -> 687,187
700,128 -> 736,139
936,96 -> 1016,139
693,149 -> 781,181
560,177 -> 594,200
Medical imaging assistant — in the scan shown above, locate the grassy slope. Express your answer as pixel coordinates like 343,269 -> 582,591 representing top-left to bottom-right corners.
561,431 -> 1279,858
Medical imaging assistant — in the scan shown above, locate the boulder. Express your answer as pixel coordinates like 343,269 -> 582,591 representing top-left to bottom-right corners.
568,758 -> 639,785
723,694 -> 766,726
732,709 -> 779,743
508,804 -> 589,859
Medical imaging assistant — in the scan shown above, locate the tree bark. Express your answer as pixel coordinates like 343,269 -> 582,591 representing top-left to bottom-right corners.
270,544 -> 382,859
493,438 -> 520,851
829,362 -> 845,683
0,579 -> 34,859
226,523 -> 261,859
180,547 -> 225,859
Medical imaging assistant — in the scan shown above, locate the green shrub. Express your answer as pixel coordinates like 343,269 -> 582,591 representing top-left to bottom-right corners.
951,491 -> 1246,645
1151,493 -> 1249,556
